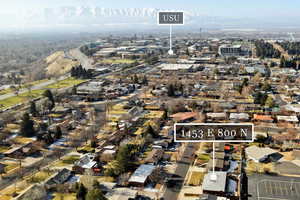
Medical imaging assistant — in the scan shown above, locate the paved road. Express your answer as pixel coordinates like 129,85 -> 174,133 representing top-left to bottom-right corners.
0,76 -> 68,101
162,143 -> 196,200
69,48 -> 94,69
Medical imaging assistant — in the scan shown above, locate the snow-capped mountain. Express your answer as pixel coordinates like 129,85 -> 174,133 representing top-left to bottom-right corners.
24,7 -> 161,24
2,7 -> 298,32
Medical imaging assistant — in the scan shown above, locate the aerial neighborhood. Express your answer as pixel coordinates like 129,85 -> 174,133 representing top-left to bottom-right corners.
1,33 -> 300,200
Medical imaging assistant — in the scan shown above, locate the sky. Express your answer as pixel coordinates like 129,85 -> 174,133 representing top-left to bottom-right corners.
1,0 -> 300,18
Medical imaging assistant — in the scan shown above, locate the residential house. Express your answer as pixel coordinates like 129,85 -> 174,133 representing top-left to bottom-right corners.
272,132 -> 300,147
4,142 -> 39,159
73,153 -> 98,174
245,146 -> 282,163
229,113 -> 249,122
44,168 -> 72,190
100,149 -> 116,162
253,114 -> 274,123
202,172 -> 227,196
105,188 -> 138,200
128,164 -> 156,187
277,115 -> 299,124
144,149 -> 164,165
206,113 -> 227,122
170,112 -> 197,123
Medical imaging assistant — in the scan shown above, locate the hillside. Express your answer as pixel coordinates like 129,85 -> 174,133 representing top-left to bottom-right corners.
45,51 -> 80,76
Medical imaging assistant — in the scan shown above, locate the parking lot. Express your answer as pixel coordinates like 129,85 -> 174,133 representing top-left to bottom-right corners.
257,179 -> 300,200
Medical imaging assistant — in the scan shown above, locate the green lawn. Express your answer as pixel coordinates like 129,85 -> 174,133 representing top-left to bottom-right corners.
4,163 -> 19,173
29,170 -> 54,183
100,58 -> 135,64
46,77 -> 86,89
0,146 -> 10,153
0,79 -> 48,96
198,154 -> 210,161
62,155 -> 80,164
0,90 -> 44,110
0,78 -> 86,110
0,88 -> 12,96
53,193 -> 76,200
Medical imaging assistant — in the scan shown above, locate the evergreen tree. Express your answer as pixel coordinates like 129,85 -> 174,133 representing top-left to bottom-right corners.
71,86 -> 77,95
167,84 -> 175,97
43,90 -> 55,110
20,113 -> 35,137
29,101 -> 38,117
92,180 -> 100,189
76,183 -> 87,200
145,125 -> 158,138
142,75 -> 148,85
45,132 -> 54,145
280,56 -> 285,68
265,96 -> 275,108
162,109 -> 168,120
186,48 -> 190,56
55,126 -> 62,139
85,188 -> 107,200
116,145 -> 132,173
133,74 -> 139,84
91,139 -> 97,148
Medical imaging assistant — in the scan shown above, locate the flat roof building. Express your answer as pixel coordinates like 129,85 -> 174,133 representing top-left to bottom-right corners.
159,64 -> 194,72
218,45 -> 241,57
203,172 -> 227,193
128,164 -> 156,187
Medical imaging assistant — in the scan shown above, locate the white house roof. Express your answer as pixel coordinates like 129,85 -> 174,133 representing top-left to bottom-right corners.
277,115 -> 299,122
284,105 -> 300,113
74,153 -> 96,169
202,171 -> 227,192
159,64 -> 193,71
245,146 -> 277,161
229,113 -> 249,120
128,164 -> 155,184
207,113 -> 226,119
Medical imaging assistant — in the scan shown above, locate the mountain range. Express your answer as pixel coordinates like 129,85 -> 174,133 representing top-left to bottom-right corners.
2,7 -> 300,32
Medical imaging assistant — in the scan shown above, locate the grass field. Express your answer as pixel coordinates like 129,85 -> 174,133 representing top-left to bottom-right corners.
0,78 -> 86,110
0,146 -> 10,153
0,88 -> 13,96
198,154 -> 210,161
0,79 -> 49,96
28,170 -> 54,183
0,90 -> 44,110
61,155 -> 80,164
46,77 -> 86,89
53,193 -> 76,200
12,136 -> 35,144
188,172 -> 204,186
4,162 -> 19,173
100,58 -> 135,64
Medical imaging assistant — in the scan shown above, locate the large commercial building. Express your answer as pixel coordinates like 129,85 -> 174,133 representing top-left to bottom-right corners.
218,45 -> 242,57
159,64 -> 194,73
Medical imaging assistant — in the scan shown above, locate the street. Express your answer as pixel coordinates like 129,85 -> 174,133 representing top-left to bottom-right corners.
162,143 -> 196,200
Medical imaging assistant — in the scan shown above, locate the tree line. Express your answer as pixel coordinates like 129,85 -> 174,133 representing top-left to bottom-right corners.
71,65 -> 93,79
279,41 -> 300,55
255,40 -> 281,58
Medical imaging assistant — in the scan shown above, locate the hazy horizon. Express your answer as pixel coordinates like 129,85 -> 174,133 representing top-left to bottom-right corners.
1,0 -> 300,33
